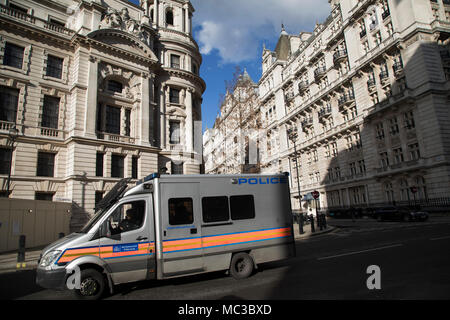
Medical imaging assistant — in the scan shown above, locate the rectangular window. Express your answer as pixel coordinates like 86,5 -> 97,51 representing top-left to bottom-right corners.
0,86 -> 19,122
202,196 -> 229,223
35,192 -> 54,201
95,191 -> 104,207
404,111 -> 415,129
169,121 -> 180,144
41,95 -> 60,129
393,147 -> 404,164
107,80 -> 123,93
106,105 -> 121,134
358,160 -> 366,174
389,117 -> 399,135
230,195 -> 255,220
111,154 -> 125,178
36,152 -> 55,177
409,143 -> 420,160
169,198 -> 193,225
170,54 -> 181,69
171,161 -> 183,174
125,109 -> 131,136
132,156 -> 138,179
169,88 -> 180,104
380,152 -> 389,168
0,148 -> 12,175
46,55 -> 63,79
376,123 -> 385,139
96,153 -> 104,177
3,42 -> 24,69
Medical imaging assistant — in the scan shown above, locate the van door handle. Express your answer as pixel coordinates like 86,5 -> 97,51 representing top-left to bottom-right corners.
136,236 -> 148,241
190,228 -> 197,234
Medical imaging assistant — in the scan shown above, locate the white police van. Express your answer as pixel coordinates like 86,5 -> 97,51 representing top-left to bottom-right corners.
36,173 -> 296,299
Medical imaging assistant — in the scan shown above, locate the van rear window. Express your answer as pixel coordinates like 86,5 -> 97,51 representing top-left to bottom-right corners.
230,195 -> 255,220
168,198 -> 194,225
202,196 -> 229,223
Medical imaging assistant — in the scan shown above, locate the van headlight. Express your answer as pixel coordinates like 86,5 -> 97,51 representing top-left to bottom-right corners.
39,250 -> 62,267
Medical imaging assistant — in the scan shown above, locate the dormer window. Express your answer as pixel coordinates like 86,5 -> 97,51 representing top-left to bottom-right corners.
107,80 -> 123,93
166,9 -> 174,26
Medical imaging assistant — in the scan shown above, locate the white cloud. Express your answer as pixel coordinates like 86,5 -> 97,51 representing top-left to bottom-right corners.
191,0 -> 330,64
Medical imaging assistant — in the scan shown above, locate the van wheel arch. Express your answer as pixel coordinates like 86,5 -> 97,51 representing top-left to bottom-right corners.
75,263 -> 114,296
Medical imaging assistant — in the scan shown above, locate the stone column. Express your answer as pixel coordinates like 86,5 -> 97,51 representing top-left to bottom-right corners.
84,56 -> 98,138
185,88 -> 193,152
160,84 -> 167,149
140,72 -> 150,146
154,0 -> 158,27
184,5 -> 189,34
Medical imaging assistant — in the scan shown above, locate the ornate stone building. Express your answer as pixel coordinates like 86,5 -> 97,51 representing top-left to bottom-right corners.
0,0 -> 205,228
258,0 -> 450,211
203,70 -> 261,174
203,0 -> 450,212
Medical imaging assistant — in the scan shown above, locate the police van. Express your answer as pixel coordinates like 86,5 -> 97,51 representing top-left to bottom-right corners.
36,173 -> 296,299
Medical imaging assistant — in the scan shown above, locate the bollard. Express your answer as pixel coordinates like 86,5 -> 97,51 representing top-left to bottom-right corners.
17,235 -> 26,264
299,213 -> 305,235
319,213 -> 323,231
323,214 -> 327,229
310,214 -> 315,233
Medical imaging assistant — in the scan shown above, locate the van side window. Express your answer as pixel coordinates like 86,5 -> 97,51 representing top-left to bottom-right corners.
169,198 -> 194,225
202,196 -> 229,223
230,195 -> 255,220
109,200 -> 145,234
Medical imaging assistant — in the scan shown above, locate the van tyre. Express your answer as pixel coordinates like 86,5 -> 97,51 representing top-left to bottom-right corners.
230,252 -> 254,280
73,269 -> 106,300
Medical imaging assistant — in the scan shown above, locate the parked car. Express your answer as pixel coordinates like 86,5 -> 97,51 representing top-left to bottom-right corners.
407,211 -> 429,222
372,206 -> 409,221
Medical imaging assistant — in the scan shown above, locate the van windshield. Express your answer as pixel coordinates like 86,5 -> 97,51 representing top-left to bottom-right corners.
78,177 -> 132,233
79,207 -> 109,234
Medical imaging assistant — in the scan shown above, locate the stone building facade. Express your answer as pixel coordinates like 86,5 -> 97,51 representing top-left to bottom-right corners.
204,0 -> 450,212
259,0 -> 450,211
0,0 -> 205,228
203,70 -> 261,175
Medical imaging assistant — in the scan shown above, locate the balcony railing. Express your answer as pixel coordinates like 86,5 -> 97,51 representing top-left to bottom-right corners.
318,106 -> 332,118
298,81 -> 309,93
367,77 -> 376,89
301,117 -> 313,128
285,92 -> 295,102
382,9 -> 390,20
314,66 -> 327,81
97,132 -> 135,144
333,49 -> 348,64
393,61 -> 403,75
0,4 -> 74,37
338,92 -> 355,107
379,70 -> 389,82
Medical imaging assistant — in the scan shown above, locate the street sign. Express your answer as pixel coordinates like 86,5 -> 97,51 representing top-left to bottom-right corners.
410,186 -> 418,194
312,190 -> 320,199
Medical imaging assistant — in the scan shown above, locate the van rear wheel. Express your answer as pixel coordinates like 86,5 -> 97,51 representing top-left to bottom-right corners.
73,269 -> 105,300
230,252 -> 254,280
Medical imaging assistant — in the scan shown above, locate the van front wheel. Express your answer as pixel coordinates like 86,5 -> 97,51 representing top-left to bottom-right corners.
230,253 -> 254,280
73,269 -> 106,300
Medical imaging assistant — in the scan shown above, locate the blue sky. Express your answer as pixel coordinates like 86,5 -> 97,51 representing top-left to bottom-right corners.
130,0 -> 330,132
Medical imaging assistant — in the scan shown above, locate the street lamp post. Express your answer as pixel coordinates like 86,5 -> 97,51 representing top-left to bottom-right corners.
6,126 -> 19,197
287,128 -> 302,229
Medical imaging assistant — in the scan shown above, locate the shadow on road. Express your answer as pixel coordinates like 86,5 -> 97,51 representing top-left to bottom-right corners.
0,270 -> 44,300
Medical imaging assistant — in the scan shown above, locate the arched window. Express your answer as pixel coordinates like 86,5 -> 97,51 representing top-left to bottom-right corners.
414,176 -> 428,200
384,181 -> 395,203
166,9 -> 173,26
399,179 -> 410,201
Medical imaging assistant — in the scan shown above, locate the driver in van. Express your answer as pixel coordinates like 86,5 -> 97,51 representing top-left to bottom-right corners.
118,207 -> 141,233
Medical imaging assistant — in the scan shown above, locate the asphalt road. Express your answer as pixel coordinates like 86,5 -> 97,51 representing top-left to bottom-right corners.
2,220 -> 450,300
